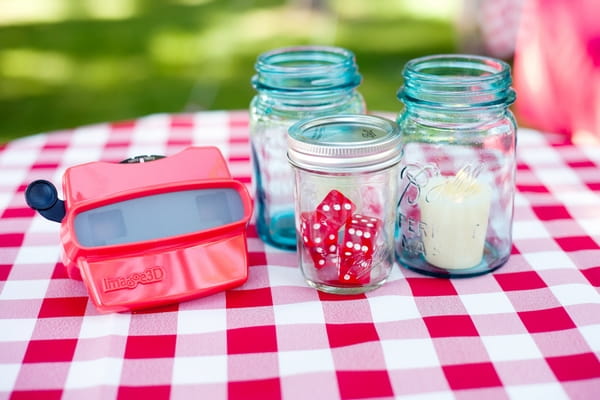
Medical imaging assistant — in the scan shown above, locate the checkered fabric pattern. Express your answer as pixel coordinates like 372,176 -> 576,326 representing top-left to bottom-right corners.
1,111 -> 599,400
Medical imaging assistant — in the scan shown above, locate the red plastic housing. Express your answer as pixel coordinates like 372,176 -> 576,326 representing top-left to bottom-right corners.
58,147 -> 253,313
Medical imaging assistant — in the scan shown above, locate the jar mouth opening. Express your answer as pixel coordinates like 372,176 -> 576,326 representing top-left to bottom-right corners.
403,54 -> 511,82
398,54 -> 515,107
256,46 -> 355,71
253,46 -> 362,92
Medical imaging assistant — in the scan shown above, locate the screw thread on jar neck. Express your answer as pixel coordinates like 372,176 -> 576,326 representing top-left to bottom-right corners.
397,54 -> 516,110
252,46 -> 362,95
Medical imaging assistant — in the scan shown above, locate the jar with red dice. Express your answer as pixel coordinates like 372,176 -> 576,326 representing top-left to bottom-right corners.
287,114 -> 403,294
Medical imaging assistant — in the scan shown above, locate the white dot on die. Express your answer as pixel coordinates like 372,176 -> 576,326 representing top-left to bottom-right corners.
343,274 -> 350,280
315,237 -> 322,243
346,241 -> 353,248
329,234 -> 336,240
313,223 -> 321,229
319,259 -> 325,265
329,245 -> 336,252
367,223 -> 374,228
356,230 -> 363,237
364,232 -> 371,239
348,228 -> 355,234
361,245 -> 369,252
354,243 -> 361,250
322,205 -> 330,211
333,204 -> 341,211
303,236 -> 308,242
344,203 -> 351,210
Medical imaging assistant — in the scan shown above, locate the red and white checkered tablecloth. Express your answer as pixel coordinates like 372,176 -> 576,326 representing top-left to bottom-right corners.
1,111 -> 599,400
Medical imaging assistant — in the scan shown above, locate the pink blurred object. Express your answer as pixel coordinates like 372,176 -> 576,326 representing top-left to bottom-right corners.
513,0 -> 600,143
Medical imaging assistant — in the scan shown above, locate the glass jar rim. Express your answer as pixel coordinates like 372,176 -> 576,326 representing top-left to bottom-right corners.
287,114 -> 402,173
403,54 -> 511,83
252,45 -> 362,92
398,54 -> 516,107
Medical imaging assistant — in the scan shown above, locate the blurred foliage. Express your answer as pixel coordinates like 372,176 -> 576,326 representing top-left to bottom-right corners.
0,0 -> 458,143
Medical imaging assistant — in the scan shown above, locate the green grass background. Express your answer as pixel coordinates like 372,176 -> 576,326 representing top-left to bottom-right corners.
0,0 -> 460,143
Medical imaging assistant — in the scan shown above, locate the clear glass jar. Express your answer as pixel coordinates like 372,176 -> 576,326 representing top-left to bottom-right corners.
287,114 -> 403,294
250,46 -> 366,250
395,54 -> 517,278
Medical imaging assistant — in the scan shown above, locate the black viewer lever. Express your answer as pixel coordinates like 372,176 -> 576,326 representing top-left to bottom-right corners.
25,180 -> 66,223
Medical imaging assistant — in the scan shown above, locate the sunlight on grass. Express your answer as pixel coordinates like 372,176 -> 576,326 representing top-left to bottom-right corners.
82,0 -> 139,20
173,0 -> 213,5
149,30 -> 201,67
0,0 -> 140,25
0,49 -> 74,86
231,6 -> 337,45
0,0 -> 68,25
330,0 -> 458,20
0,0 -> 458,142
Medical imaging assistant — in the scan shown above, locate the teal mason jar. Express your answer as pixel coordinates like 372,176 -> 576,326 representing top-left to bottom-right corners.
250,46 -> 365,250
395,54 -> 517,278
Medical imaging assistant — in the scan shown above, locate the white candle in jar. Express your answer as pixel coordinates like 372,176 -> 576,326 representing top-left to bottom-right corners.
418,168 -> 492,270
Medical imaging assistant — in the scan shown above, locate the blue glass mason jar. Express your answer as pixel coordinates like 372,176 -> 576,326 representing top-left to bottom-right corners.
250,46 -> 366,250
395,54 -> 517,277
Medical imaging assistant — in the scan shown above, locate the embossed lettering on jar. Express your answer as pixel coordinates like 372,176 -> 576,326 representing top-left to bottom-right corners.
395,54 -> 517,278
250,46 -> 365,250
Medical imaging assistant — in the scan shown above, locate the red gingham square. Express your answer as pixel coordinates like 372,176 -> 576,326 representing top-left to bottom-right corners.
31,162 -> 60,170
0,233 -> 24,246
566,160 -> 596,168
169,115 -> 195,128
226,287 -> 273,308
0,264 -> 11,281
518,307 -> 576,333
38,297 -> 88,318
247,252 -> 268,267
227,325 -> 277,354
495,271 -> 547,291
318,292 -> 366,302
443,362 -> 502,390
117,385 -> 171,400
2,207 -> 35,218
547,353 -> 600,381
555,236 -> 600,252
124,335 -> 177,359
326,323 -> 379,348
50,262 -> 69,279
228,377 -> 281,400
423,315 -> 479,338
23,339 -> 77,363
133,303 -> 179,315
406,277 -> 457,296
532,205 -> 572,221
10,390 -> 62,400
110,120 -> 136,129
516,184 -> 550,193
336,370 -> 394,399
581,266 -> 600,286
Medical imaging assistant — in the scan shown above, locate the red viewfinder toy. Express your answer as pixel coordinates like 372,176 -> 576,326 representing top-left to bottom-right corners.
25,147 -> 253,313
